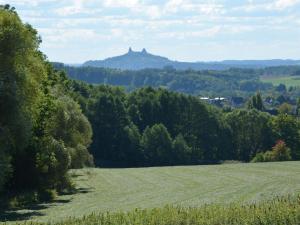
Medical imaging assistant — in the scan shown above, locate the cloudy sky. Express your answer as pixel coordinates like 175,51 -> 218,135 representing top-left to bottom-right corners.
3,0 -> 300,63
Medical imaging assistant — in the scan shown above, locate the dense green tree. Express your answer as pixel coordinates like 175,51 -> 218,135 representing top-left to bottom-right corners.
127,87 -> 161,131
0,148 -> 11,192
272,114 -> 300,159
278,103 -> 293,115
141,124 -> 173,166
296,98 -> 300,116
225,109 -> 273,161
0,7 -> 93,197
121,124 -> 143,166
248,93 -> 264,111
276,84 -> 287,93
47,96 -> 92,147
89,90 -> 130,163
0,6 -> 45,191
35,137 -> 71,191
172,134 -> 191,164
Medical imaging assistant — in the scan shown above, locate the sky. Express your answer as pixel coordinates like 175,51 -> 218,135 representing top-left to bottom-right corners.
2,0 -> 300,63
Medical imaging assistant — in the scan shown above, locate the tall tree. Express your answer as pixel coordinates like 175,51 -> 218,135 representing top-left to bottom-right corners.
248,93 -> 264,111
225,109 -> 273,161
141,124 -> 173,166
272,114 -> 300,159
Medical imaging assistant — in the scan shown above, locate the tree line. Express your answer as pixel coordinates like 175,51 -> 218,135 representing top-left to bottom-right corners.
53,63 -> 300,99
53,63 -> 274,97
70,81 -> 300,167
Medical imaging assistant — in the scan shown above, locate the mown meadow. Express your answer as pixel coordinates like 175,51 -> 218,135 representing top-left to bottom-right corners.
12,196 -> 300,225
1,161 -> 300,224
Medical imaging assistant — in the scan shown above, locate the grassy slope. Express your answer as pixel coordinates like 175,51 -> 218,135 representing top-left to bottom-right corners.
261,75 -> 300,87
2,161 -> 300,224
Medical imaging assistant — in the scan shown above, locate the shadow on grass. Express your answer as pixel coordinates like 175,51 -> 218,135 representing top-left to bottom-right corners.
61,187 -> 93,196
0,187 -> 93,222
0,188 -> 92,223
0,210 -> 45,222
76,187 -> 93,194
70,173 -> 84,178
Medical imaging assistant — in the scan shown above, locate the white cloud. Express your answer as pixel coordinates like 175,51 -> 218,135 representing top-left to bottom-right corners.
55,0 -> 93,16
38,28 -> 110,44
158,26 -> 222,39
103,0 -> 139,8
233,0 -> 300,12
0,0 -> 61,7
273,0 -> 300,9
164,0 -> 184,13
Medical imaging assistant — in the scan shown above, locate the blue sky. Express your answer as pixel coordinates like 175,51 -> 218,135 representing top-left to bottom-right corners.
3,0 -> 300,63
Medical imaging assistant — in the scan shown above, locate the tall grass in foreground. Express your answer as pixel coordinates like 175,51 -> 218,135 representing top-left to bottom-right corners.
14,195 -> 300,225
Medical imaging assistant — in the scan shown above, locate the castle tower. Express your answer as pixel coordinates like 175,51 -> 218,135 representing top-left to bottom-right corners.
142,48 -> 147,54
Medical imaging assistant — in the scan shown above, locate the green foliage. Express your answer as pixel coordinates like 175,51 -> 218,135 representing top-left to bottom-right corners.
0,5 -> 43,191
121,124 -> 143,165
141,124 -> 173,166
36,137 -> 71,191
46,96 -> 93,168
272,114 -> 300,159
225,109 -> 273,161
278,103 -> 293,114
172,134 -> 191,164
47,96 -> 92,148
0,8 -> 93,200
252,140 -> 292,162
247,92 -> 264,111
38,189 -> 57,202
69,81 -> 300,166
251,152 -> 265,163
69,145 -> 94,169
0,150 -> 11,193
271,140 -> 292,161
57,65 -> 273,97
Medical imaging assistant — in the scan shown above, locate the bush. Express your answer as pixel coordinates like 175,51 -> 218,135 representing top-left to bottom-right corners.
6,191 -> 38,208
38,189 -> 57,202
251,152 -> 265,162
69,145 -> 94,169
272,140 -> 292,161
252,140 -> 291,162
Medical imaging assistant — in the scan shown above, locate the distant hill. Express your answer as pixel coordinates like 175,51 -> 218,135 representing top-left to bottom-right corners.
83,48 -> 300,70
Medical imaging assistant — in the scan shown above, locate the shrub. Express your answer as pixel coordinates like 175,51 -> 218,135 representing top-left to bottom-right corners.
69,145 -> 94,169
251,152 -> 265,162
272,140 -> 292,161
38,189 -> 57,202
252,140 -> 291,162
7,191 -> 38,208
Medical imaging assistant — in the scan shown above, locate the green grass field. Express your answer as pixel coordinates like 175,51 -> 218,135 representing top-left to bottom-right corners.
1,161 -> 300,224
260,75 -> 300,87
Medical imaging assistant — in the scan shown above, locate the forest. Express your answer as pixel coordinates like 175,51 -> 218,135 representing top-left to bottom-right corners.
1,5 -> 300,210
53,63 -> 300,98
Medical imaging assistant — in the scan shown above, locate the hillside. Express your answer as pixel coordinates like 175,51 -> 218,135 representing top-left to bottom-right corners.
83,48 -> 300,70
2,161 -> 300,224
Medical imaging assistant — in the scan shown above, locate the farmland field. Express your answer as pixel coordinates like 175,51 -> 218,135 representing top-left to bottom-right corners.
1,161 -> 300,224
260,75 -> 300,87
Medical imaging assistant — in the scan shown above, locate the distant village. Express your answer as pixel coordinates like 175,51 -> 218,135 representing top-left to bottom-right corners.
200,95 -> 298,116
199,96 -> 243,107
